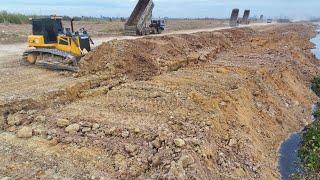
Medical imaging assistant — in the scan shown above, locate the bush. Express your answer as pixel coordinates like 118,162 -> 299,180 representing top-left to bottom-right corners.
297,76 -> 320,177
299,121 -> 320,172
0,11 -> 29,24
312,102 -> 320,118
311,77 -> 320,97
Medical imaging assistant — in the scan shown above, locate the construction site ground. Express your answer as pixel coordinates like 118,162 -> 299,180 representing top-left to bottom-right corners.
0,22 -> 319,179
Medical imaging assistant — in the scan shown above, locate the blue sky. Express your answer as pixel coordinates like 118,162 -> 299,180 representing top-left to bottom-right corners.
1,0 -> 319,19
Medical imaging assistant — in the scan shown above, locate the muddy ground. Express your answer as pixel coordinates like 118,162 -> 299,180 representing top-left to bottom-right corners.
0,23 -> 319,179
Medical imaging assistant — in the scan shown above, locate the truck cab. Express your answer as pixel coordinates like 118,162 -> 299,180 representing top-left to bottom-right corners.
150,19 -> 166,34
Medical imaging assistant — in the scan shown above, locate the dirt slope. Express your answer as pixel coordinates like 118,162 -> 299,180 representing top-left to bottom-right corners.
0,23 -> 319,179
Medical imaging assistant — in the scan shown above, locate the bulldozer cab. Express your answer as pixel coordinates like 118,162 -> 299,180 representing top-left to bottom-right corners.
32,17 -> 64,44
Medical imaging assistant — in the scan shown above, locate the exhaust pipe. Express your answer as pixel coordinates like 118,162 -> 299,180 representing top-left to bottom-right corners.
70,18 -> 75,33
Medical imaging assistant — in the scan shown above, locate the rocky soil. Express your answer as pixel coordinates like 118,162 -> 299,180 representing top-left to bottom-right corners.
0,23 -> 319,179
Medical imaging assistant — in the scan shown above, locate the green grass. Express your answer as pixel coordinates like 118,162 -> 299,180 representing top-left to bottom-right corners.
296,76 -> 320,178
0,11 -> 29,24
311,77 -> 320,97
299,120 -> 320,172
0,10 -> 127,25
313,102 -> 320,119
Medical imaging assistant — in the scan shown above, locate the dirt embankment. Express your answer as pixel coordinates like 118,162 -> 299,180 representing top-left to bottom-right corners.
78,27 -> 251,79
0,23 -> 319,179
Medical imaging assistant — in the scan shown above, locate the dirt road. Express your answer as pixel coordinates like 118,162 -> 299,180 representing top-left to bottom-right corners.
94,23 -> 271,45
1,22 -> 318,179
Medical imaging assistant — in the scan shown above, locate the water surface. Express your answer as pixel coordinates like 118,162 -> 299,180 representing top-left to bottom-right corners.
279,133 -> 302,180
311,23 -> 320,59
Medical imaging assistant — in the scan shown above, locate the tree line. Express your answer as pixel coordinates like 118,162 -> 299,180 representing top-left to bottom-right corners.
0,11 -> 127,24
0,11 -> 29,24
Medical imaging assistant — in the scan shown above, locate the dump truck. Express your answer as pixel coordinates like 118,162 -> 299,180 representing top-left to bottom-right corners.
260,15 -> 264,21
230,9 -> 240,27
241,10 -> 250,24
125,0 -> 165,35
22,16 -> 93,72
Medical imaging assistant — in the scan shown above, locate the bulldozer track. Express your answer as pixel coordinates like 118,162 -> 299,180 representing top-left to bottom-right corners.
23,48 -> 80,72
23,48 -> 75,59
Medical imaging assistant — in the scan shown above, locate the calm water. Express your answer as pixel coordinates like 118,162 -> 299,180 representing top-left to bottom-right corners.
279,133 -> 302,180
311,23 -> 320,59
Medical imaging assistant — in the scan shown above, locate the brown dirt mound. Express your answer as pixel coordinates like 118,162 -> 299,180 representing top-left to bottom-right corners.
79,28 -> 254,80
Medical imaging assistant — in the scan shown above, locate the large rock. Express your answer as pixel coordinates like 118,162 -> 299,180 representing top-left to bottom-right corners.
7,113 -> 23,126
0,114 -> 5,129
35,115 -> 46,122
124,143 -> 137,154
33,127 -> 47,137
57,119 -> 70,127
65,123 -> 80,134
178,154 -> 194,168
167,161 -> 186,179
121,130 -> 130,138
133,127 -> 140,133
114,154 -> 127,173
92,123 -> 100,130
81,127 -> 91,133
228,139 -> 237,147
1,177 -> 12,180
17,127 -> 33,138
174,138 -> 186,147
151,139 -> 161,149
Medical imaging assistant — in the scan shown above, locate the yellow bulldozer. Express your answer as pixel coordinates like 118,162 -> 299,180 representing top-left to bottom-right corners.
22,16 -> 93,72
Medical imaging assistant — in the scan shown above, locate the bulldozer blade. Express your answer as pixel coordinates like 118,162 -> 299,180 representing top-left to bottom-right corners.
36,60 -> 79,72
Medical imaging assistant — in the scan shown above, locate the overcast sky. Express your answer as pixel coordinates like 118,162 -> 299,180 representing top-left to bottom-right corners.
1,0 -> 319,19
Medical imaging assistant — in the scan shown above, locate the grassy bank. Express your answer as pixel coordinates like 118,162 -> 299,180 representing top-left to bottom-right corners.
311,77 -> 320,97
296,77 -> 320,178
299,120 -> 320,171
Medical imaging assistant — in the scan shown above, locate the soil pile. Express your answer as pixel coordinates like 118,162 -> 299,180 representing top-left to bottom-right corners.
79,28 -> 253,80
